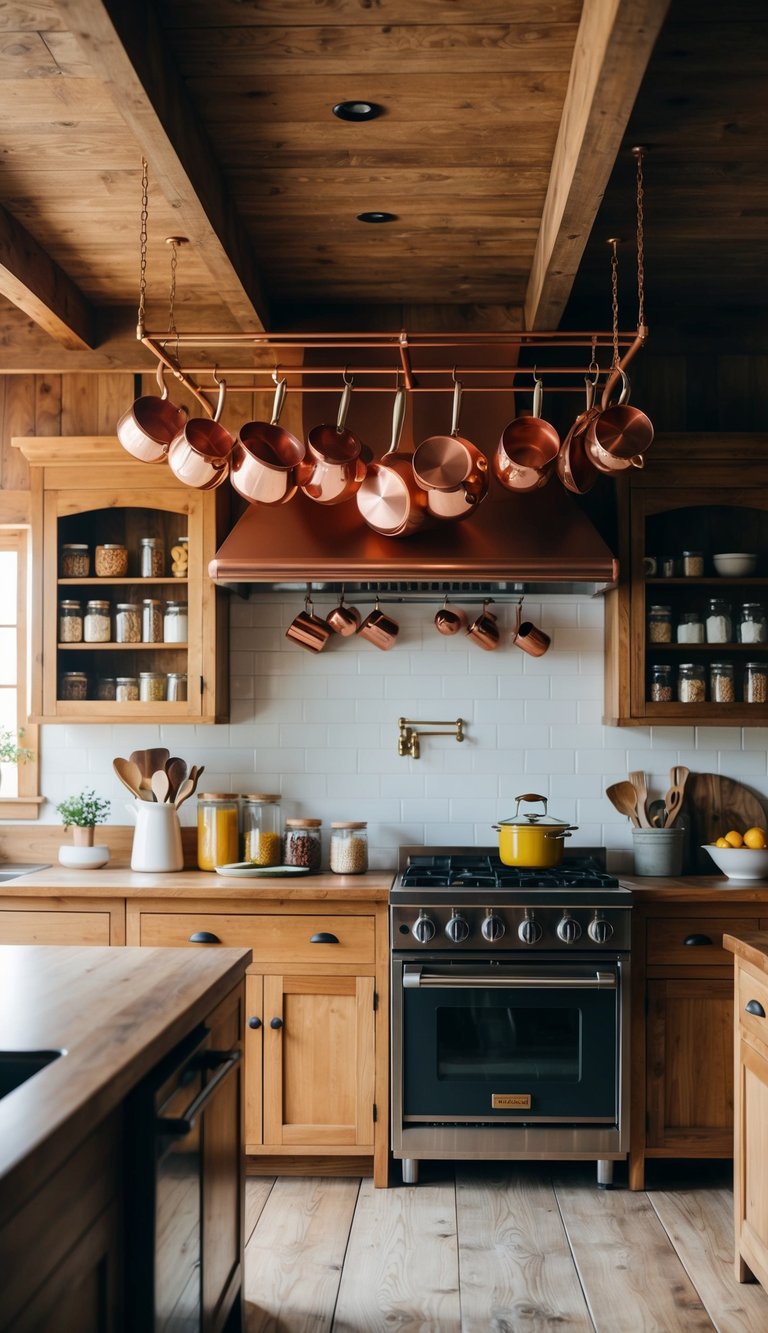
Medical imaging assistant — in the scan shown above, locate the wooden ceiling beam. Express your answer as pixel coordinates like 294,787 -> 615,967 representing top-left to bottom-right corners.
0,202 -> 95,351
524,0 -> 670,331
58,0 -> 270,333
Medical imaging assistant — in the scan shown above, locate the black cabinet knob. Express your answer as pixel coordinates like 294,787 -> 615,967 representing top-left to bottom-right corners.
248,1016 -> 262,1029
310,932 -> 339,944
683,934 -> 713,947
188,930 -> 221,944
745,1000 -> 766,1019
270,1017 -> 283,1029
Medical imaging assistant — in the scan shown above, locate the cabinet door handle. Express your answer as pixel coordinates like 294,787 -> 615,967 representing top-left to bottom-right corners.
745,1000 -> 766,1018
683,934 -> 713,947
188,930 -> 221,944
248,1016 -> 262,1029
270,1017 -> 283,1029
310,932 -> 339,944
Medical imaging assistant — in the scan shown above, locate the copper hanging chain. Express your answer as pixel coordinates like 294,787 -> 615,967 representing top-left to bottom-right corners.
137,156 -> 149,338
167,238 -> 178,336
610,238 -> 620,369
633,146 -> 646,331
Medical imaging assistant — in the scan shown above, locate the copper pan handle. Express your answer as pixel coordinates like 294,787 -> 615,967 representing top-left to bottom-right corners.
156,361 -> 169,401
385,386 -> 406,456
270,376 -> 287,426
601,368 -> 631,411
450,378 -> 462,436
532,375 -> 544,419
336,375 -> 353,433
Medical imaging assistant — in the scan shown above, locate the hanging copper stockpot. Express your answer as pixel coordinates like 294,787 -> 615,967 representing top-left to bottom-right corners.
411,377 -> 489,522
167,377 -> 233,490
356,386 -> 431,537
494,376 -> 560,493
301,374 -> 368,505
230,376 -> 307,505
584,370 -> 653,473
117,362 -> 187,464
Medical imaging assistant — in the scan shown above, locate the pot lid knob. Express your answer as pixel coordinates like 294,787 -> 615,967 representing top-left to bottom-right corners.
513,792 -> 547,822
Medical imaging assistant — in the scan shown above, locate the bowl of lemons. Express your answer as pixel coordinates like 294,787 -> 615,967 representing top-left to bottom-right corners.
703,826 -> 768,880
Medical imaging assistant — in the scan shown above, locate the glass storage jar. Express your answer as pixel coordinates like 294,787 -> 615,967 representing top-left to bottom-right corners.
681,550 -> 704,576
678,662 -> 706,703
709,661 -> 735,703
705,598 -> 732,644
60,670 -> 88,700
59,598 -> 83,643
648,605 -> 672,644
96,676 -> 117,701
171,535 -> 189,578
139,671 -> 166,702
164,601 -> 188,643
166,672 -> 187,702
243,794 -> 282,866
115,676 -> 139,702
94,543 -> 128,577
744,662 -> 768,704
60,542 -> 90,577
141,598 -> 163,643
84,598 -> 111,642
115,601 -> 141,643
139,536 -> 165,578
676,611 -> 703,644
329,822 -> 368,874
283,818 -> 322,871
197,793 -> 240,871
737,603 -> 767,644
649,663 -> 673,702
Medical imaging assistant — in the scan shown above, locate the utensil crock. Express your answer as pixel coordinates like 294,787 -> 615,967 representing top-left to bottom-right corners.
127,798 -> 184,872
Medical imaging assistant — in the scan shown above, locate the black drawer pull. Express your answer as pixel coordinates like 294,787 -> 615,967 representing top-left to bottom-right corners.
188,930 -> 221,944
270,1017 -> 283,1029
310,932 -> 339,944
248,1016 -> 262,1029
683,934 -> 713,947
745,1000 -> 766,1019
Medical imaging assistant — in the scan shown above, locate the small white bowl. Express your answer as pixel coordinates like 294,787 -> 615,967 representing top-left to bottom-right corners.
58,844 -> 110,870
702,843 -> 768,880
713,552 -> 756,576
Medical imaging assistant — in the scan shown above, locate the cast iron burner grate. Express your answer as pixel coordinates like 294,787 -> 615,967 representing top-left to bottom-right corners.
399,854 -> 619,891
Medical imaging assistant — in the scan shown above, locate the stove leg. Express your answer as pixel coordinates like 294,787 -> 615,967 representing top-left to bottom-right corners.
597,1159 -> 614,1189
401,1159 -> 419,1185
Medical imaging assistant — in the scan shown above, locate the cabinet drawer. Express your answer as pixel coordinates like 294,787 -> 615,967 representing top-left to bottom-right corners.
737,965 -> 768,1051
0,909 -> 113,946
646,917 -> 761,967
136,912 -> 375,963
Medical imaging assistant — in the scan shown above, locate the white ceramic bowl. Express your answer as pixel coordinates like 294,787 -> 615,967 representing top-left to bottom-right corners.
713,552 -> 756,576
702,843 -> 768,880
58,843 -> 110,870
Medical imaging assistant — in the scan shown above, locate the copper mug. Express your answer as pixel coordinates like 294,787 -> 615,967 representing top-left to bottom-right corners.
512,604 -> 550,656
466,600 -> 499,651
357,597 -> 399,650
285,595 -> 332,653
326,591 -> 361,636
434,596 -> 467,636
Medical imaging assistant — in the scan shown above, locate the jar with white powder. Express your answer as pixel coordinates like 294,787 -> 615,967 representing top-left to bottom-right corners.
737,603 -> 767,645
705,598 -> 732,644
676,611 -> 703,644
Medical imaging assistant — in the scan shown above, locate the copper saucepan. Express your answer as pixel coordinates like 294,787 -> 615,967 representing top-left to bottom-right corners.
356,387 -> 430,537
585,370 -> 653,473
117,362 -> 187,464
412,378 -> 489,522
230,376 -> 307,505
556,376 -> 600,495
494,376 -> 561,492
301,375 -> 368,505
167,377 -> 233,490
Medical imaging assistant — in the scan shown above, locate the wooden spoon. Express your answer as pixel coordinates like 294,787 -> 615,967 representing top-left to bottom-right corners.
662,764 -> 690,828
113,757 -> 143,799
165,756 -> 187,803
151,769 -> 170,803
628,771 -> 652,828
130,747 -> 170,780
175,764 -> 205,810
605,780 -> 641,827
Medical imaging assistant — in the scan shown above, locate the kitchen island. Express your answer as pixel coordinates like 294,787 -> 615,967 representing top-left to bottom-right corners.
0,943 -> 251,1332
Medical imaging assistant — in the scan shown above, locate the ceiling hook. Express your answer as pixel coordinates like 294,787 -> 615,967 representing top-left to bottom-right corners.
451,364 -> 459,385
272,364 -> 282,386
342,366 -> 354,388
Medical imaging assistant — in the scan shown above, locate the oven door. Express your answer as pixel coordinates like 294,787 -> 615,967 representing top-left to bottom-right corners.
396,959 -> 622,1123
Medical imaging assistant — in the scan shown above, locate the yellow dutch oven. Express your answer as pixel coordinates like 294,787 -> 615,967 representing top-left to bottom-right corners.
494,793 -> 577,868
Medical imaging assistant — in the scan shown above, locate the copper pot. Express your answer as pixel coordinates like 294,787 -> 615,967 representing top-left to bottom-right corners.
411,379 -> 489,522
231,376 -> 307,505
357,597 -> 400,650
494,376 -> 561,492
285,594 -> 332,653
556,376 -> 601,494
301,376 -> 368,505
585,371 -> 654,472
167,378 -> 233,490
356,387 -> 430,538
117,363 -> 187,464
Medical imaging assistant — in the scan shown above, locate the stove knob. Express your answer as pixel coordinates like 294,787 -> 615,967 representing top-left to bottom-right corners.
518,914 -> 543,945
588,914 -> 614,944
412,912 -> 436,944
445,912 -> 470,944
557,913 -> 582,944
482,913 -> 505,942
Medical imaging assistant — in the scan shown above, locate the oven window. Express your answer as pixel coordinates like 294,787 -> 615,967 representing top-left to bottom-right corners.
436,1003 -> 579,1081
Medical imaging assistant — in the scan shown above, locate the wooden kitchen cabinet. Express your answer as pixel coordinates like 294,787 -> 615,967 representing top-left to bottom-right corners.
0,895 -> 126,945
630,902 -> 768,1189
727,937 -> 768,1290
604,434 -> 768,725
16,437 -> 228,723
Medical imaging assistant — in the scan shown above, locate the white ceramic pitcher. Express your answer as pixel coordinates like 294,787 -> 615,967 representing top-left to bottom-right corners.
127,799 -> 184,872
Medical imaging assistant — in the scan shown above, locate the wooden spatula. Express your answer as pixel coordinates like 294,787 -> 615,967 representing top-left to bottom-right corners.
664,764 -> 690,828
605,781 -> 641,827
628,771 -> 652,828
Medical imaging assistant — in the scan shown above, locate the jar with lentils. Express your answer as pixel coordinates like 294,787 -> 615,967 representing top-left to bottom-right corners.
678,662 -> 706,703
60,670 -> 88,700
60,543 -> 90,577
648,605 -> 672,644
329,822 -> 368,874
94,543 -> 128,577
59,599 -> 83,643
97,676 -> 117,701
649,662 -> 673,702
284,818 -> 322,871
115,601 -> 141,644
709,661 -> 735,703
140,536 -> 165,578
744,662 -> 768,704
139,671 -> 166,702
84,599 -> 111,642
681,550 -> 704,577
243,794 -> 282,866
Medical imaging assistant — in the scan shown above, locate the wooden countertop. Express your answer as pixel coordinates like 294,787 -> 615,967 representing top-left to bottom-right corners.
621,875 -> 768,902
0,944 -> 251,1221
0,865 -> 391,900
724,931 -> 768,974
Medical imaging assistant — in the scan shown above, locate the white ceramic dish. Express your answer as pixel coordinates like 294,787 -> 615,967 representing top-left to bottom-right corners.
214,862 -> 311,878
713,552 -> 756,576
58,844 -> 111,870
702,843 -> 768,880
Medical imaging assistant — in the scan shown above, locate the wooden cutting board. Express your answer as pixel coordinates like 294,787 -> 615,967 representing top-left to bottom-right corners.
682,773 -> 767,872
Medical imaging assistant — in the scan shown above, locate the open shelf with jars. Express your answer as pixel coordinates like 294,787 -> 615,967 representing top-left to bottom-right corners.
16,437 -> 229,723
604,434 -> 768,725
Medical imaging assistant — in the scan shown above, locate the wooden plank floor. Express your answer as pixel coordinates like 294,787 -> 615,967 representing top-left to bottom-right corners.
243,1162 -> 768,1332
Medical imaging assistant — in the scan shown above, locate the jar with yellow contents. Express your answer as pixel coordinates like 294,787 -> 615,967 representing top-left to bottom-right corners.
196,793 -> 240,871
242,794 -> 282,866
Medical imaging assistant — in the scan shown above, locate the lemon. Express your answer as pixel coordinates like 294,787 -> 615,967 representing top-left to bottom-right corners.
724,830 -> 744,848
744,826 -> 768,849
715,837 -> 731,848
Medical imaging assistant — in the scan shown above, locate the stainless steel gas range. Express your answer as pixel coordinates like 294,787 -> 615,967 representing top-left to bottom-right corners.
390,847 -> 632,1187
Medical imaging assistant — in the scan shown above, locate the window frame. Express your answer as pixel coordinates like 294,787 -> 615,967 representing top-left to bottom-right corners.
0,526 -> 41,819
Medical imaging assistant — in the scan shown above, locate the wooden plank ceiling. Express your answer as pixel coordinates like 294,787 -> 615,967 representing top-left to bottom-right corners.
0,0 -> 764,371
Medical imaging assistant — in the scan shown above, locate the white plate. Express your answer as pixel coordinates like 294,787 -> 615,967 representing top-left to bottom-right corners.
214,862 -> 311,877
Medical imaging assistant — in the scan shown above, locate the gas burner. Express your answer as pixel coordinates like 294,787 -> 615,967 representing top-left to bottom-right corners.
399,851 -> 619,891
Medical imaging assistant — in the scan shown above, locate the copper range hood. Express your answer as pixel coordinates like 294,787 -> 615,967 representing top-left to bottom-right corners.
209,487 -> 617,591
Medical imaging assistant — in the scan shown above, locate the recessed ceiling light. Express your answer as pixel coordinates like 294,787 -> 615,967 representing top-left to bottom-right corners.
356,211 -> 397,224
332,101 -> 382,122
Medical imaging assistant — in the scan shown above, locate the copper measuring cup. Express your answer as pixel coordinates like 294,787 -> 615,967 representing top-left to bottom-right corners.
326,590 -> 361,636
117,362 -> 187,464
231,375 -> 307,505
511,603 -> 550,656
301,374 -> 368,505
466,600 -> 499,651
285,593 -> 332,653
412,377 -> 489,522
167,376 -> 233,489
494,375 -> 561,493
357,596 -> 400,650
434,596 -> 467,636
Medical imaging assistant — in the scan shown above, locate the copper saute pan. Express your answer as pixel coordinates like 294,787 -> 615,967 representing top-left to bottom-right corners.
411,378 -> 489,522
301,374 -> 368,505
494,376 -> 561,492
167,377 -> 233,490
585,370 -> 653,473
230,376 -> 307,505
356,387 -> 430,538
117,363 -> 186,464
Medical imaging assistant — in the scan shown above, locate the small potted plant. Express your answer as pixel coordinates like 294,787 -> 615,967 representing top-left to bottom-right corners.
56,788 -> 111,868
0,727 -> 33,793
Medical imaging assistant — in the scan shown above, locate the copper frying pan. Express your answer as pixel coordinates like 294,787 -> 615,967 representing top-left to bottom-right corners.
301,374 -> 368,505
493,376 -> 561,492
411,378 -> 489,522
356,387 -> 430,537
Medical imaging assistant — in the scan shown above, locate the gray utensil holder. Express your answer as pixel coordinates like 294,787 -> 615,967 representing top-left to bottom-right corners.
632,826 -> 685,877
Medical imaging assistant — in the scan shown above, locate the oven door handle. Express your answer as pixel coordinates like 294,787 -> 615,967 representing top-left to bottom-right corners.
402,967 -> 617,989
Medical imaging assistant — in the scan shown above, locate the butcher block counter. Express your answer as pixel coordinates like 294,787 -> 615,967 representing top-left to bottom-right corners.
0,864 -> 391,899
